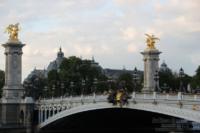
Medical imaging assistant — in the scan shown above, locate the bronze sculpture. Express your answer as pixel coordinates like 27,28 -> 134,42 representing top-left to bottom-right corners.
5,23 -> 20,41
145,34 -> 159,49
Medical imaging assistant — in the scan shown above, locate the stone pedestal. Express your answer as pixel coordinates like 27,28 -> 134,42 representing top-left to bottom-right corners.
141,49 -> 161,92
0,40 -> 34,133
2,41 -> 25,101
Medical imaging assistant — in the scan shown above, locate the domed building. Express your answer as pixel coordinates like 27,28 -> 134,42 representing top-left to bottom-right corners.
47,47 -> 65,73
159,61 -> 171,72
24,47 -> 65,82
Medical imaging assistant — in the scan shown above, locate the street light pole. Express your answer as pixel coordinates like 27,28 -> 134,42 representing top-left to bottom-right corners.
70,81 -> 74,98
133,67 -> 138,92
52,84 -> 56,97
44,86 -> 48,98
154,70 -> 159,92
179,68 -> 184,93
107,79 -> 112,90
61,82 -> 65,97
81,79 -> 85,98
162,83 -> 168,93
93,78 -> 98,101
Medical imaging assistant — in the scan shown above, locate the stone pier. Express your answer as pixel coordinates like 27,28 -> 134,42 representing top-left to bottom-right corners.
141,34 -> 161,93
141,49 -> 161,92
2,41 -> 25,101
0,27 -> 34,132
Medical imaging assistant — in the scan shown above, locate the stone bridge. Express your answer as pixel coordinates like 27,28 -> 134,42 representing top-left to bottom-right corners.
36,92 -> 200,130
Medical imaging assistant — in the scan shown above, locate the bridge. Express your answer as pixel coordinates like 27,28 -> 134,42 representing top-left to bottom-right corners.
36,92 -> 200,130
1,27 -> 200,132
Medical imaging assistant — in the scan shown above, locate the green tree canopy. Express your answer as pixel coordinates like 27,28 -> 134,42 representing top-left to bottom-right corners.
24,74 -> 47,99
191,66 -> 200,90
117,72 -> 134,92
48,56 -> 107,96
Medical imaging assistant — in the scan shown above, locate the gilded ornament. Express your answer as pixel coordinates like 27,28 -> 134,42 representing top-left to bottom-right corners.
5,23 -> 20,41
145,34 -> 159,49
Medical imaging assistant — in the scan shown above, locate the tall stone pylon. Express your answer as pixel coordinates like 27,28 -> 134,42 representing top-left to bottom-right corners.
2,42 -> 25,100
141,34 -> 161,92
0,23 -> 34,133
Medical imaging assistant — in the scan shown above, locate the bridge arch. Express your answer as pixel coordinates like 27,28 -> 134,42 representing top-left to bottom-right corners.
38,102 -> 200,129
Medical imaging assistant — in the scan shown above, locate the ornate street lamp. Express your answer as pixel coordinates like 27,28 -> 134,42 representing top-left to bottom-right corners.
107,79 -> 113,90
81,79 -> 86,96
44,86 -> 48,98
52,84 -> 56,97
60,82 -> 65,96
154,70 -> 159,92
179,68 -> 184,93
70,81 -> 74,96
51,84 -> 56,97
133,67 -> 138,92
93,78 -> 98,94
162,83 -> 168,93
93,78 -> 98,102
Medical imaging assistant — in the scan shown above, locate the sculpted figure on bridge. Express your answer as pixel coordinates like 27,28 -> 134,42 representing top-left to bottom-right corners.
5,23 -> 20,41
145,34 -> 159,49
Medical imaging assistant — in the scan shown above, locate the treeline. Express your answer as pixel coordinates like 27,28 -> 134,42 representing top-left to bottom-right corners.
159,66 -> 200,93
23,56 -> 143,99
1,57 -> 200,99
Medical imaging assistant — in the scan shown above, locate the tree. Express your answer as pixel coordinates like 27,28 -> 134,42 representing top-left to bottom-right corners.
159,69 -> 175,92
191,66 -> 200,91
159,68 -> 192,93
117,72 -> 134,93
24,74 -> 47,99
0,70 -> 5,97
47,56 -> 107,96
47,69 -> 60,97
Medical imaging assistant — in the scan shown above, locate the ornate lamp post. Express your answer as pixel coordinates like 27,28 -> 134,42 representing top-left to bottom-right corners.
93,78 -> 98,102
162,83 -> 168,93
81,79 -> 85,97
179,68 -> 184,93
107,79 -> 113,91
154,70 -> 159,92
44,86 -> 48,98
52,84 -> 56,97
93,78 -> 98,93
133,67 -> 138,92
70,81 -> 74,97
60,82 -> 65,97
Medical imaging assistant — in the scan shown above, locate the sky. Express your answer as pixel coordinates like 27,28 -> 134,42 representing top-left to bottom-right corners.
0,0 -> 199,80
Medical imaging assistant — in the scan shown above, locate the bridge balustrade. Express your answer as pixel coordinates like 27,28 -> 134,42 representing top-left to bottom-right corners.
36,93 -> 200,126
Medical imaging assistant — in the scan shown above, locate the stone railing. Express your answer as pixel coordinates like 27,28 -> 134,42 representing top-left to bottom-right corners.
36,93 -> 200,124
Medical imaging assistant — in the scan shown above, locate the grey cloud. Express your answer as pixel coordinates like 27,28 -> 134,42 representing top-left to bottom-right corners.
0,0 -> 199,79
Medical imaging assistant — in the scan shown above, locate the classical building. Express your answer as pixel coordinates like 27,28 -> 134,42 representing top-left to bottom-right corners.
159,61 -> 171,72
103,68 -> 143,80
24,47 -> 143,82
24,47 -> 65,81
24,68 -> 47,82
47,47 -> 65,73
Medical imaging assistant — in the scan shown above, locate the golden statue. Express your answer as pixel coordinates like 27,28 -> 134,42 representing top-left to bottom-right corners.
145,34 -> 159,49
5,23 -> 20,41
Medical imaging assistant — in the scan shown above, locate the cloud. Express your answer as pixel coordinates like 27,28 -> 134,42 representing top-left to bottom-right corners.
190,53 -> 200,66
0,0 -> 199,79
74,44 -> 93,56
121,27 -> 137,40
127,44 -> 138,53
114,0 -> 146,6
153,0 -> 200,34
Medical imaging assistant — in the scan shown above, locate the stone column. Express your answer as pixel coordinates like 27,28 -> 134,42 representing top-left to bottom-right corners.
141,49 -> 161,92
1,40 -> 25,126
2,41 -> 25,101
